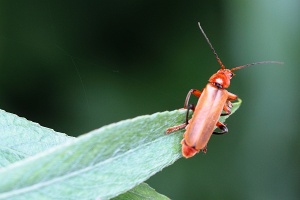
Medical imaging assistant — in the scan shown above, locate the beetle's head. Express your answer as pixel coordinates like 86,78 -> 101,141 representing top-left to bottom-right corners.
209,69 -> 234,89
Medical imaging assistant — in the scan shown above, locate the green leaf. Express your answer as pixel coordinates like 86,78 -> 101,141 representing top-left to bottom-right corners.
0,109 -> 75,168
0,111 -> 167,199
113,183 -> 169,200
0,99 -> 241,199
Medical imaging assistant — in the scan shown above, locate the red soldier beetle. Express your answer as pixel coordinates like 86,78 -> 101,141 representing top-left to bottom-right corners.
166,22 -> 283,158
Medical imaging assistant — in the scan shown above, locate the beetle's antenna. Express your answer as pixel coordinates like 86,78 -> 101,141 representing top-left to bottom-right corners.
231,61 -> 284,71
198,22 -> 225,69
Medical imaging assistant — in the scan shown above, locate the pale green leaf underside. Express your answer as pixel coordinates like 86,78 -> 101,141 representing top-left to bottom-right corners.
0,99 -> 241,200
0,109 -> 169,199
0,109 -> 75,168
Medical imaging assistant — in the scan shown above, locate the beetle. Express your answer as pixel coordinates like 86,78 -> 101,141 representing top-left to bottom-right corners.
166,22 -> 282,158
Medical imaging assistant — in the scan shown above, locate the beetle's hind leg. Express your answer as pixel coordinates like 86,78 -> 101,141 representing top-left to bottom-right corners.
213,121 -> 228,135
165,123 -> 187,134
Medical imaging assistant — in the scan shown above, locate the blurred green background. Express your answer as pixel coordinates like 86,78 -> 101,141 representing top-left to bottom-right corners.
0,0 -> 299,199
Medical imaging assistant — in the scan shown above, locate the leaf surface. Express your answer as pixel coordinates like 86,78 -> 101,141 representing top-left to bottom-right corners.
0,99 -> 241,199
113,183 -> 169,200
0,109 -> 74,167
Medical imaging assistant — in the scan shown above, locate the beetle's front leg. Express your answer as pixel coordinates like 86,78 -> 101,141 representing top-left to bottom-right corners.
184,89 -> 202,108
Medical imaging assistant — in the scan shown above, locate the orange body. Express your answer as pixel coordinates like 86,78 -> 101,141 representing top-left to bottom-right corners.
182,83 -> 228,157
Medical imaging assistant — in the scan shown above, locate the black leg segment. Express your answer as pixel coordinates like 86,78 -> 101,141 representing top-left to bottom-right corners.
185,104 -> 195,124
213,121 -> 228,135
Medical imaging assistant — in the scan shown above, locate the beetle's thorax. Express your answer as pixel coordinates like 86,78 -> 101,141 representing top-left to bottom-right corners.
208,69 -> 233,89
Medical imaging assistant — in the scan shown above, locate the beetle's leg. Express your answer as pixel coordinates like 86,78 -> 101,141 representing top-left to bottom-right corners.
184,89 -> 202,122
213,121 -> 228,135
227,92 -> 238,101
184,89 -> 202,108
221,101 -> 233,116
216,93 -> 236,132
221,92 -> 238,116
165,123 -> 187,134
166,89 -> 201,134
166,104 -> 195,134
185,104 -> 195,124
201,146 -> 207,153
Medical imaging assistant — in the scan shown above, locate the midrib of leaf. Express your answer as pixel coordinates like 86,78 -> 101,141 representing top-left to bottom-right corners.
0,107 -> 171,199
3,133 -> 178,198
0,110 -> 185,199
